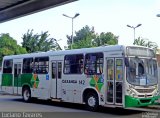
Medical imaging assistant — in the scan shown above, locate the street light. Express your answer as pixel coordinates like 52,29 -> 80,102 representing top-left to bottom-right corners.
63,13 -> 80,49
127,24 -> 142,44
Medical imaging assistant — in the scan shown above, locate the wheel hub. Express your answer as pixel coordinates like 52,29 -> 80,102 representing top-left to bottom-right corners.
24,90 -> 30,101
88,96 -> 96,107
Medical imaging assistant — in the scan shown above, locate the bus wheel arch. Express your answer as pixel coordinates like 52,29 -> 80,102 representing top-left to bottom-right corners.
83,88 -> 99,111
22,85 -> 31,102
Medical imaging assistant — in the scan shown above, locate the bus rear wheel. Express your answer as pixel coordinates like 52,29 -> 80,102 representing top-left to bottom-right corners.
22,87 -> 31,102
85,92 -> 99,111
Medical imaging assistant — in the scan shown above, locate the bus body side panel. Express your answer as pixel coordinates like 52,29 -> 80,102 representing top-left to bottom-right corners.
61,74 -> 105,104
21,74 -> 32,88
20,73 -> 38,98
1,73 -> 13,94
36,74 -> 50,99
18,73 -> 50,99
81,74 -> 106,106
61,74 -> 86,103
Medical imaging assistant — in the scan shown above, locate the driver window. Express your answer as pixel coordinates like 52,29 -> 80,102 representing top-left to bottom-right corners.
129,59 -> 136,80
138,63 -> 144,75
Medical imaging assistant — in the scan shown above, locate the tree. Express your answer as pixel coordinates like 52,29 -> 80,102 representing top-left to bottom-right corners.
66,25 -> 118,49
0,33 -> 27,64
133,37 -> 146,46
146,41 -> 158,50
66,25 -> 96,49
134,37 -> 158,51
93,32 -> 118,47
22,29 -> 61,53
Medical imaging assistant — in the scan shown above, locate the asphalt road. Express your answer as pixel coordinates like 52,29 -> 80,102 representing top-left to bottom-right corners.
0,93 -> 158,118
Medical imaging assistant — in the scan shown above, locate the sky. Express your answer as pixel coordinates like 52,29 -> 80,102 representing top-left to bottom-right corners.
0,0 -> 160,49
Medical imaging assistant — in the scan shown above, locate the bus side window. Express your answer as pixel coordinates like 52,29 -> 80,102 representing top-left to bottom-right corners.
64,54 -> 83,74
23,58 -> 33,73
34,57 -> 49,74
85,53 -> 103,75
3,60 -> 13,74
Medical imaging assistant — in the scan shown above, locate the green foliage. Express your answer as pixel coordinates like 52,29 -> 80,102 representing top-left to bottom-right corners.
133,37 -> 158,51
66,25 -> 96,49
93,32 -> 118,47
133,37 -> 146,46
66,25 -> 118,49
22,29 -> 61,53
0,33 -> 27,64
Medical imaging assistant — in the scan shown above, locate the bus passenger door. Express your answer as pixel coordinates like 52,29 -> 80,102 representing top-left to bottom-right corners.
51,61 -> 62,98
13,63 -> 22,94
106,58 -> 123,105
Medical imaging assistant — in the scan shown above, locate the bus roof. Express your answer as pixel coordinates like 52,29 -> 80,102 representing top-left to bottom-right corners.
3,45 -> 126,60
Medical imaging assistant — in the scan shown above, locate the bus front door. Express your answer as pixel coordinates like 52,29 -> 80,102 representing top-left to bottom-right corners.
106,58 -> 123,105
51,61 -> 62,99
13,63 -> 22,94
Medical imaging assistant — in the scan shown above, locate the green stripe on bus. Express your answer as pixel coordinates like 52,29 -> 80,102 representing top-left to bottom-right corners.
20,74 -> 33,87
1,74 -> 13,86
1,73 -> 34,87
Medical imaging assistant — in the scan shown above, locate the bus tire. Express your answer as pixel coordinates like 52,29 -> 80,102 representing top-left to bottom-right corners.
85,92 -> 99,111
22,87 -> 31,102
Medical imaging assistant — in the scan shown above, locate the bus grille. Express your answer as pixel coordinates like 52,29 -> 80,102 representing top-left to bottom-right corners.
140,99 -> 151,103
135,89 -> 155,93
138,95 -> 152,98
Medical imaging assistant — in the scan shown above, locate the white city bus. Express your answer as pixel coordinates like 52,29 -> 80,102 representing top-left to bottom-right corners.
1,45 -> 159,111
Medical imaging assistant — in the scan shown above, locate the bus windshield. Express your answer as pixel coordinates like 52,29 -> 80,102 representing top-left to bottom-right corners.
127,57 -> 158,86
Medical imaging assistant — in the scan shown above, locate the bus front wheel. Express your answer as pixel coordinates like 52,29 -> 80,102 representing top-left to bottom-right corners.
22,87 -> 31,102
85,92 -> 99,111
